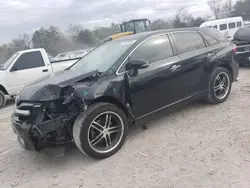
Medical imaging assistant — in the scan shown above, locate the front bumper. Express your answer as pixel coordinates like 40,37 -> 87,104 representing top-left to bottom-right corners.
12,115 -> 35,150
12,112 -> 73,152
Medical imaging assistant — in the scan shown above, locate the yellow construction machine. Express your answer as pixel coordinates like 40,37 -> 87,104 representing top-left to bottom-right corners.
101,18 -> 151,43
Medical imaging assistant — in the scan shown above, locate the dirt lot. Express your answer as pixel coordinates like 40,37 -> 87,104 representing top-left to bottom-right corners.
1,68 -> 250,188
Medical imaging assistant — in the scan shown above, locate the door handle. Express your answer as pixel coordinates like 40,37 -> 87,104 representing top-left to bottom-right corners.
207,53 -> 215,58
170,64 -> 181,72
42,69 -> 48,72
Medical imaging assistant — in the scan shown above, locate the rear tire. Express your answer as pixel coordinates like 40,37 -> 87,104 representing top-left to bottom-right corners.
205,67 -> 232,104
73,102 -> 128,159
0,91 -> 6,109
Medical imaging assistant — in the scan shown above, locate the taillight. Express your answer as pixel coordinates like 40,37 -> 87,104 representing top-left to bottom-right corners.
233,46 -> 238,53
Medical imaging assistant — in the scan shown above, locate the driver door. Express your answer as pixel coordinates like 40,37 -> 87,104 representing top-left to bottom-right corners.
6,51 -> 50,95
121,34 -> 182,118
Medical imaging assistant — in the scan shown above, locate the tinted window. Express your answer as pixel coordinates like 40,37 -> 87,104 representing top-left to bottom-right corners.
13,51 -> 45,71
201,32 -> 220,46
172,32 -> 206,54
229,22 -> 236,29
202,28 -> 227,41
129,35 -> 173,64
213,25 -> 218,29
219,24 -> 228,31
237,21 -> 242,28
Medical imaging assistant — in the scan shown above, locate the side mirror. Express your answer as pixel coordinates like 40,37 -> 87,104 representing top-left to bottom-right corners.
127,59 -> 149,70
10,66 -> 17,72
126,59 -> 149,77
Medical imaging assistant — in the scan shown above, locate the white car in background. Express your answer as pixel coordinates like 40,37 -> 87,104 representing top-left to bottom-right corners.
0,48 -> 81,108
200,17 -> 244,40
52,48 -> 94,61
52,52 -> 73,61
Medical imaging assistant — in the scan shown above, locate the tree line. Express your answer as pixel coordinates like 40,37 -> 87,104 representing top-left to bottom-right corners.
0,0 -> 249,64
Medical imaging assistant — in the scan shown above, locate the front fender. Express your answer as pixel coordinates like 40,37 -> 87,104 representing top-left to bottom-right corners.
73,74 -> 135,123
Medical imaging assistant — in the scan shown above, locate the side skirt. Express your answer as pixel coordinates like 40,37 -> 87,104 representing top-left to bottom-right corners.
135,91 -> 206,126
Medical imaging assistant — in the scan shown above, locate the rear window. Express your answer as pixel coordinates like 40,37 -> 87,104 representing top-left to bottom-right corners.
219,24 -> 228,31
201,32 -> 220,46
172,32 -> 206,55
237,21 -> 242,28
229,22 -> 236,29
200,28 -> 227,42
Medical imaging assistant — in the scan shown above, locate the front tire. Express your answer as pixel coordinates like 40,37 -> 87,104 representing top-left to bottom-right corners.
0,91 -> 6,109
73,103 -> 128,159
206,67 -> 232,104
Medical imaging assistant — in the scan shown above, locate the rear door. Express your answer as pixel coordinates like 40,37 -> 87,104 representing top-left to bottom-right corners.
6,51 -> 50,95
170,31 -> 212,97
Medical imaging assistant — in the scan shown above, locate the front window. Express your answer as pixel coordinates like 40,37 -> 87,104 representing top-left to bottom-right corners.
124,22 -> 134,32
0,53 -> 19,70
70,40 -> 136,73
11,51 -> 45,71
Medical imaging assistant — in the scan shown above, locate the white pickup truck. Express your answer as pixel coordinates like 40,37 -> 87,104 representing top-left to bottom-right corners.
0,48 -> 81,108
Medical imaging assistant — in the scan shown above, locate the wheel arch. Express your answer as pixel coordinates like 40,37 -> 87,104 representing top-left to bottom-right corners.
90,96 -> 129,118
0,84 -> 8,95
216,63 -> 233,80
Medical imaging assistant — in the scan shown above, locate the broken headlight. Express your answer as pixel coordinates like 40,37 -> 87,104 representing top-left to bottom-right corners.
61,86 -> 75,104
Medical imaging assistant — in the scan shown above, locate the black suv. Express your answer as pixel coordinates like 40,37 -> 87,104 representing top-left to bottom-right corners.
12,28 -> 239,159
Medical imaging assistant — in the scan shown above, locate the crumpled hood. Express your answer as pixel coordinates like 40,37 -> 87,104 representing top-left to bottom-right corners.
18,69 -> 98,102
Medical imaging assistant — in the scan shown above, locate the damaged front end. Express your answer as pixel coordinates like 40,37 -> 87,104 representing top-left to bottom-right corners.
12,85 -> 84,151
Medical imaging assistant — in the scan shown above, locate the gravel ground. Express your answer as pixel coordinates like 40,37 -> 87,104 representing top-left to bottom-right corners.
0,68 -> 250,188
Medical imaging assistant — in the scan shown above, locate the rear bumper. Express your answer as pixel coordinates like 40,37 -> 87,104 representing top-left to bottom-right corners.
232,56 -> 239,82
235,45 -> 250,65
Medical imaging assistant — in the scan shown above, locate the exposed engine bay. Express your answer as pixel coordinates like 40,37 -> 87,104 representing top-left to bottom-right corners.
13,87 -> 83,151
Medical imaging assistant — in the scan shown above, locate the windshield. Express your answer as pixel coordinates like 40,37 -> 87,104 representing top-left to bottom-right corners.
70,40 -> 136,73
0,53 -> 19,70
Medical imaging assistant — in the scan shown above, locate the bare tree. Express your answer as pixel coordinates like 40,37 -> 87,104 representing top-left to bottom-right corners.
232,0 -> 250,20
208,0 -> 222,19
18,34 -> 32,48
67,24 -> 84,36
208,0 -> 233,19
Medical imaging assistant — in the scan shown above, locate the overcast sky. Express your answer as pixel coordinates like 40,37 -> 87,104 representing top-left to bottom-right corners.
0,0 -> 212,44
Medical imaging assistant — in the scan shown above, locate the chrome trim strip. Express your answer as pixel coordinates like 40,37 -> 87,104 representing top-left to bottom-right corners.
236,51 -> 250,55
236,44 -> 250,48
14,108 -> 31,116
116,30 -> 223,75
